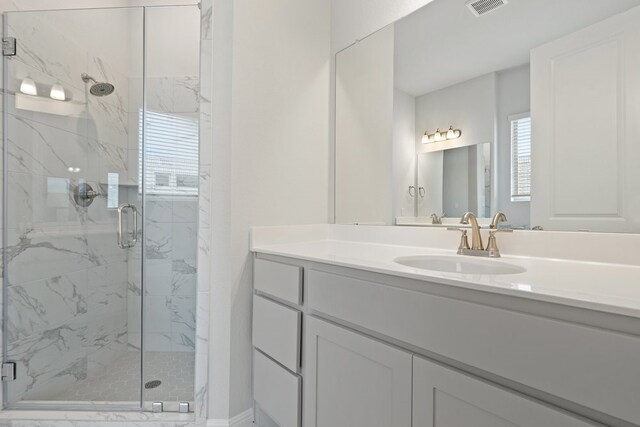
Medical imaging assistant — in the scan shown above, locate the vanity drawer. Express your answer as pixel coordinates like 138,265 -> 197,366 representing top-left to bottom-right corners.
307,269 -> 640,424
253,295 -> 301,372
254,258 -> 303,305
254,349 -> 301,427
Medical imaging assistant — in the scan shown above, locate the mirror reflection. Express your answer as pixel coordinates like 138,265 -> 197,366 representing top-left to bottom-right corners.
335,0 -> 640,232
410,143 -> 491,226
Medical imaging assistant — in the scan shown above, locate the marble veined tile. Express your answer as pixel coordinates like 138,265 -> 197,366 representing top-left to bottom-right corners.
86,98 -> 129,147
6,227 -> 100,285
86,262 -> 127,317
172,199 -> 198,224
197,166 -> 211,229
201,0 -> 213,40
144,221 -> 173,260
145,198 -> 173,224
7,115 -> 89,177
173,77 -> 199,114
171,259 -> 197,297
86,139 -> 128,183
6,270 -> 88,342
7,172 -> 85,227
6,15 -> 87,91
5,318 -> 89,402
171,223 -> 197,262
87,56 -> 131,113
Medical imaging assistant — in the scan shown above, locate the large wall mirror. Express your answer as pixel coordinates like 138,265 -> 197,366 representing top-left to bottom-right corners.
335,0 -> 640,232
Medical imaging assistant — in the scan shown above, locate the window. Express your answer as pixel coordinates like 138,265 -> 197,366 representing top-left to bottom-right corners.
510,113 -> 531,202
139,110 -> 199,196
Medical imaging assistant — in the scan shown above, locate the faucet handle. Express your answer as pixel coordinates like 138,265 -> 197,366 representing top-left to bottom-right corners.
448,227 -> 470,254
486,229 -> 513,257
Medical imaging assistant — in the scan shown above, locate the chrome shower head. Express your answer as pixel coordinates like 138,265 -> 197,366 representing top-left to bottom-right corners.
81,73 -> 115,97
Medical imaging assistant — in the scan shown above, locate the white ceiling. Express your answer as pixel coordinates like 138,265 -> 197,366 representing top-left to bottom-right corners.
394,0 -> 640,96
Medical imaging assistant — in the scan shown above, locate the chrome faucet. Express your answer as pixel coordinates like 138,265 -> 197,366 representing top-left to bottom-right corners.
461,212 -> 483,250
448,212 -> 512,258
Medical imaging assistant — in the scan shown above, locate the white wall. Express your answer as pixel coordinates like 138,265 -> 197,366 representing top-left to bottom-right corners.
328,0 -> 434,222
335,25 -> 394,225
415,73 -> 496,155
331,0 -> 434,53
496,65 -> 530,228
210,0 -> 330,419
393,89 -> 417,219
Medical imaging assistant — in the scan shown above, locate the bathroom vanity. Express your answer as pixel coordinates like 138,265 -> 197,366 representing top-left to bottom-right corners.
250,225 -> 640,427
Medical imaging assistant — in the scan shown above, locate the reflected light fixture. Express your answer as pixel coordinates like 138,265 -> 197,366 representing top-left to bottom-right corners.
421,125 -> 462,144
50,83 -> 66,101
446,125 -> 461,139
421,131 -> 431,144
20,77 -> 38,96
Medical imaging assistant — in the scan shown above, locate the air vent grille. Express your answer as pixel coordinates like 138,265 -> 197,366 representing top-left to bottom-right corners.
466,0 -> 508,17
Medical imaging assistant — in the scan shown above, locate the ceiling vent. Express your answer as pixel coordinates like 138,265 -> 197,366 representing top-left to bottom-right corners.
466,0 -> 508,17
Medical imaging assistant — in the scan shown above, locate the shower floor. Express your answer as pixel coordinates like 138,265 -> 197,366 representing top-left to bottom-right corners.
54,351 -> 195,403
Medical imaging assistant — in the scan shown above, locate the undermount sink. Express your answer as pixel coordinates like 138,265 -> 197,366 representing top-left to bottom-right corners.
395,255 -> 526,275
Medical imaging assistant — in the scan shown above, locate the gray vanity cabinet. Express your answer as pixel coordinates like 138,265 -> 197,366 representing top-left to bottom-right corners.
252,258 -> 303,427
303,316 -> 412,427
252,254 -> 633,427
412,356 -> 600,427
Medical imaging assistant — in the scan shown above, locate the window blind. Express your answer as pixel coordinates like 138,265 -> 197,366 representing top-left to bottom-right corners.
139,109 -> 199,196
510,114 -> 531,202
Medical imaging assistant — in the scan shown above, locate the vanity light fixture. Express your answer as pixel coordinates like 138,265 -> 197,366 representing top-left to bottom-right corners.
421,125 -> 462,144
50,83 -> 66,101
20,77 -> 38,96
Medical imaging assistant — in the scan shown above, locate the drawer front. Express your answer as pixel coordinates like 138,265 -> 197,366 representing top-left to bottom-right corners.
307,269 -> 640,424
253,295 -> 301,372
254,349 -> 301,427
254,258 -> 302,305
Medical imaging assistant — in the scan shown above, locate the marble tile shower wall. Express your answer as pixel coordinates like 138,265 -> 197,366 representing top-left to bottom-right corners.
125,75 -> 199,354
195,0 -> 213,421
2,13 -> 135,402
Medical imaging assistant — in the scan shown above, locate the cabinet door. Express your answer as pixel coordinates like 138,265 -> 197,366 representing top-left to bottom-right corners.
413,356 -> 600,427
303,317 -> 411,427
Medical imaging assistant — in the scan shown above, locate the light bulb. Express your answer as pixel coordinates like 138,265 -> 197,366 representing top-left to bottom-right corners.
421,131 -> 430,144
50,83 -> 66,101
434,129 -> 443,142
20,77 -> 37,96
446,126 -> 456,139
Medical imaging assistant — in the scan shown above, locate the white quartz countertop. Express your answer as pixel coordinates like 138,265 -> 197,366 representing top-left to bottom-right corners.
252,238 -> 640,319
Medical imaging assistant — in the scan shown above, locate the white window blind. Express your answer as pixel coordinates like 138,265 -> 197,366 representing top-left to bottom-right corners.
510,113 -> 531,202
139,110 -> 199,196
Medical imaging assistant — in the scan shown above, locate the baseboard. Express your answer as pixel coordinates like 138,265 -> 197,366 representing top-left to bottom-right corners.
207,408 -> 254,427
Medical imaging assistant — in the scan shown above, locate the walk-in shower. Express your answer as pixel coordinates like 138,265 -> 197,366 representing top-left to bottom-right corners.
1,5 -> 201,413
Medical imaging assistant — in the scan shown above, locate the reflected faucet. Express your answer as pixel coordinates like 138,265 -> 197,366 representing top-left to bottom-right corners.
460,212 -> 483,250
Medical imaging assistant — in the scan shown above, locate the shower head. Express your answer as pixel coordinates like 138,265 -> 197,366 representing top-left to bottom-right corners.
81,73 -> 115,97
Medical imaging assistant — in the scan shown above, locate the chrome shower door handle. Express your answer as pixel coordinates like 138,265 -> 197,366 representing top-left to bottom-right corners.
117,203 -> 139,249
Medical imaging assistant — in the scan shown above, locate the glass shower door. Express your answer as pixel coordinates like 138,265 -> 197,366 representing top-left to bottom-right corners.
141,6 -> 200,412
2,7 -> 144,409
